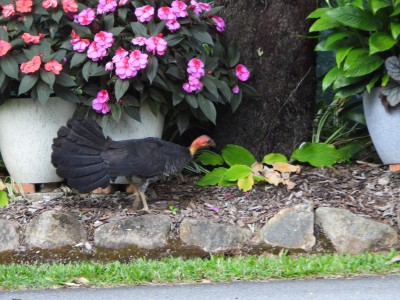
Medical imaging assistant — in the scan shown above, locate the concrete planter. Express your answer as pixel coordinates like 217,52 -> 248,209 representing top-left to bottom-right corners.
0,97 -> 77,183
363,88 -> 400,164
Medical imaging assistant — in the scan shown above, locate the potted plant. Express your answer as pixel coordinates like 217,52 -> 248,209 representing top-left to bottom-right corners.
308,0 -> 400,164
0,0 -> 79,184
63,0 -> 253,138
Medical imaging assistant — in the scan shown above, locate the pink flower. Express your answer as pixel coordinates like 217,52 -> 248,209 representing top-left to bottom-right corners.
131,36 -> 147,46
16,0 -> 32,13
44,60 -> 63,75
129,50 -> 148,70
105,61 -> 114,70
70,31 -> 91,52
0,39 -> 11,56
171,0 -> 188,18
118,0 -> 128,5
94,31 -> 114,49
92,90 -> 110,114
158,6 -> 176,21
232,85 -> 240,94
235,64 -> 250,81
74,8 -> 96,26
166,19 -> 180,31
183,75 -> 203,93
2,4 -> 15,17
97,0 -> 118,14
190,0 -> 201,15
145,36 -> 167,56
198,2 -> 211,11
62,0 -> 78,13
20,55 -> 41,74
112,47 -> 129,63
134,5 -> 154,22
87,41 -> 107,61
187,58 -> 205,78
42,0 -> 57,9
21,32 -> 43,44
115,56 -> 137,79
212,16 -> 225,32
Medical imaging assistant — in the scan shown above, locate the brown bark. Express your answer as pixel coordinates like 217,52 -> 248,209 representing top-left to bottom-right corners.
213,0 -> 317,159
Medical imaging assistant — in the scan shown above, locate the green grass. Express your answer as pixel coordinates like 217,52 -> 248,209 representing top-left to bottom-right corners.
1,250 -> 399,290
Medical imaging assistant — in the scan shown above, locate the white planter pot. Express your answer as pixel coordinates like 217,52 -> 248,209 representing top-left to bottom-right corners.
363,88 -> 400,164
0,97 -> 77,183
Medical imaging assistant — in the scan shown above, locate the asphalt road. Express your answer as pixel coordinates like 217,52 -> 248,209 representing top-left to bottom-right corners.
2,276 -> 400,300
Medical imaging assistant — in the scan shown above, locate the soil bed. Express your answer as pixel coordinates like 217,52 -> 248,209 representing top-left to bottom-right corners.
0,163 -> 399,262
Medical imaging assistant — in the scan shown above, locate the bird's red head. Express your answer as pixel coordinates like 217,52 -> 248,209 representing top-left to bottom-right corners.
189,135 -> 216,155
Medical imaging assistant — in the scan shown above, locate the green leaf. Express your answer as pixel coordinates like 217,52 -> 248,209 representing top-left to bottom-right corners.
36,81 -> 52,105
198,94 -> 217,124
146,55 -> 158,84
222,144 -> 257,167
309,17 -> 341,32
55,72 -> 76,87
0,55 -> 19,80
115,79 -> 130,100
343,49 -> 384,77
130,22 -> 148,37
18,74 -> 39,95
262,153 -> 288,165
0,190 -> 8,207
191,29 -> 214,45
53,84 -> 80,103
111,103 -> 122,123
70,52 -> 87,68
177,112 -> 189,134
322,66 -> 340,91
307,7 -> 330,19
390,22 -> 400,39
202,75 -> 218,96
230,90 -> 242,112
196,167 -> 228,186
325,32 -> 352,50
326,6 -> 379,31
124,106 -> 141,122
40,70 -> 56,88
197,151 -> 225,166
291,143 -> 340,167
366,74 -> 381,93
369,32 -> 397,54
104,13 -> 115,31
224,165 -> 252,181
336,47 -> 353,67
185,94 -> 198,108
227,45 -> 240,68
369,0 -> 390,14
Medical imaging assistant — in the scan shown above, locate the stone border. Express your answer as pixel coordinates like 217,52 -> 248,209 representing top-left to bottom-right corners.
1,203 -> 398,260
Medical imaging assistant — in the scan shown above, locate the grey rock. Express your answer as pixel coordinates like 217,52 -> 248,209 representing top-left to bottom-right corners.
316,207 -> 398,254
179,218 -> 251,252
0,219 -> 19,252
25,210 -> 87,249
24,192 -> 64,202
261,204 -> 316,251
94,214 -> 171,249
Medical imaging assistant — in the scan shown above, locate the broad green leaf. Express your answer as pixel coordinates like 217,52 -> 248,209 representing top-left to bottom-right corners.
191,29 -> 214,45
227,45 -> 240,68
291,143 -> 340,167
0,55 -> 19,80
55,72 -> 76,87
369,0 -> 390,14
369,32 -> 397,54
326,6 -> 379,31
337,140 -> 366,162
0,190 -> 8,207
197,151 -> 225,166
146,55 -> 158,84
202,75 -> 218,96
176,112 -> 189,134
322,66 -> 340,91
336,47 -> 353,67
36,81 -> 52,105
198,94 -> 217,124
325,32 -> 352,49
108,27 -> 125,36
165,34 -> 185,46
40,69 -> 56,88
70,52 -> 87,68
230,90 -> 242,112
196,167 -> 228,186
307,7 -> 330,19
390,22 -> 400,39
124,106 -> 141,122
309,17 -> 341,32
238,175 -> 254,192
366,74 -> 381,93
222,144 -> 257,167
53,84 -> 80,103
224,165 -> 252,181
111,103 -> 122,123
130,22 -> 148,36
114,79 -> 129,100
185,94 -> 198,108
262,153 -> 288,165
18,74 -> 39,95
333,74 -> 364,89
343,49 -> 383,77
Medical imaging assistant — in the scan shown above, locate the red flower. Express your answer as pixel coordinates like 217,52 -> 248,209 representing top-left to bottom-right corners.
20,55 -> 41,74
44,60 -> 63,75
15,0 -> 33,13
0,39 -> 11,56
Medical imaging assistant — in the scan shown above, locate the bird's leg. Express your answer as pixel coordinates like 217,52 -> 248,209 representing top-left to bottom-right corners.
139,191 -> 149,212
126,182 -> 142,209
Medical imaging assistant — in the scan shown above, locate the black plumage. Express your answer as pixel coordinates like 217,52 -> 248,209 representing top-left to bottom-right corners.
51,118 -> 214,210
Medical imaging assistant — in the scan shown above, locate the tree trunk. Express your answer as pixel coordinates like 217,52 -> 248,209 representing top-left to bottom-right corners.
213,0 -> 317,159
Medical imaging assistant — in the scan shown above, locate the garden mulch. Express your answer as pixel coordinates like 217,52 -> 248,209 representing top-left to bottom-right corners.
0,162 -> 399,248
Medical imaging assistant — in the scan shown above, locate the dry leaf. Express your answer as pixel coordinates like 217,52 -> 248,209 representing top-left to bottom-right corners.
251,162 -> 264,173
285,180 -> 296,190
264,171 -> 282,186
272,162 -> 301,174
0,179 -> 6,191
76,277 -> 89,285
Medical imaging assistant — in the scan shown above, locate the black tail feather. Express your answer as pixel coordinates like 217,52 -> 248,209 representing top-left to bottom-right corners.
51,118 -> 111,192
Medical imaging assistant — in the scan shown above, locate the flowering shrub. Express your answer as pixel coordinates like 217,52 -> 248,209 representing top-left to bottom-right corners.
0,0 -> 78,104
0,0 -> 254,132
66,0 -> 254,133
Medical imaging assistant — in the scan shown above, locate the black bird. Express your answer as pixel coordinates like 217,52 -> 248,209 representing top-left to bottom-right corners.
51,118 -> 215,211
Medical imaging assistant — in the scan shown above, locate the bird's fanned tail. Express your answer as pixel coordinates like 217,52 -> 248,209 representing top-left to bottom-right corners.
51,118 -> 111,192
